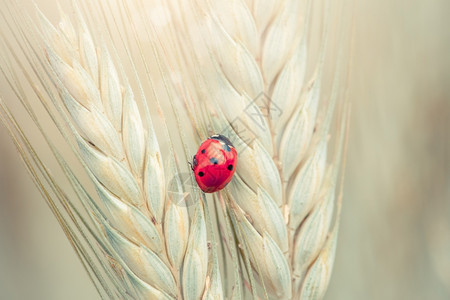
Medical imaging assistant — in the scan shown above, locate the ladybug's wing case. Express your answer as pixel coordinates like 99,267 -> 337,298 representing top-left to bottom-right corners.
196,141 -> 226,168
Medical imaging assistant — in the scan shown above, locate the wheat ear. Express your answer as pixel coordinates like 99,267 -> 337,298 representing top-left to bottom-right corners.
149,0 -> 350,298
35,6 -> 211,299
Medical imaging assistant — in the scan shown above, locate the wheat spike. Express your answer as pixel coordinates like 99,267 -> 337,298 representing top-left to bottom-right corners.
153,0 -> 349,298
36,5 -> 210,299
0,0 -> 349,299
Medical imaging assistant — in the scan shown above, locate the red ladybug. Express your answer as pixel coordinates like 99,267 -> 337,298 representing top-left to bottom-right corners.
191,134 -> 237,193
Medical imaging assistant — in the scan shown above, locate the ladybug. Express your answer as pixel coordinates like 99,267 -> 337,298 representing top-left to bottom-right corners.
191,134 -> 237,193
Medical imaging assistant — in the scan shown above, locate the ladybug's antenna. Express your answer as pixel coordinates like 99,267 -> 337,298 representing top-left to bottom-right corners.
187,161 -> 193,171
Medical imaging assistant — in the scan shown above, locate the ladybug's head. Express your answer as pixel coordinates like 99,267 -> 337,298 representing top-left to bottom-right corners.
209,134 -> 234,148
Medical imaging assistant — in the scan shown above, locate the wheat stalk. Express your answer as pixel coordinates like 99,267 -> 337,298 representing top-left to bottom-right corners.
0,0 -> 350,299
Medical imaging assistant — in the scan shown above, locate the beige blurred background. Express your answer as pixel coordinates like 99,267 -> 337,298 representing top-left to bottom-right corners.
0,0 -> 449,299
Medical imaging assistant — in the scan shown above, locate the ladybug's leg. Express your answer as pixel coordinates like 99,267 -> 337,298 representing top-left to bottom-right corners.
189,155 -> 197,171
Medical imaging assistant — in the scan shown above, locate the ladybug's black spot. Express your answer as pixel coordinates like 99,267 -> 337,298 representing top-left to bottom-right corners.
201,149 -> 205,154
210,157 -> 219,164
228,164 -> 233,171
198,171 -> 205,177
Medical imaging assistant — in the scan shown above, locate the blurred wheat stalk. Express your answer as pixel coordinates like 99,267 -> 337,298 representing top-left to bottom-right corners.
0,0 -> 351,299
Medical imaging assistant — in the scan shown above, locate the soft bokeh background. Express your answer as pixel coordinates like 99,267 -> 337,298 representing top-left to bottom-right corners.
0,0 -> 449,299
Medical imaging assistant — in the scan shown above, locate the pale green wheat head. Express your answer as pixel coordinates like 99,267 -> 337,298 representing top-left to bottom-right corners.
0,0 -> 351,299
